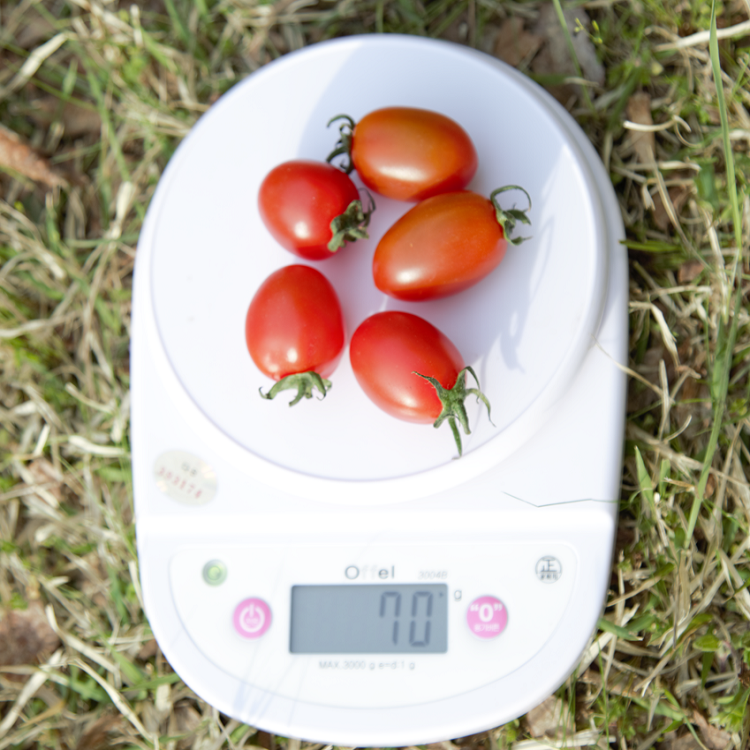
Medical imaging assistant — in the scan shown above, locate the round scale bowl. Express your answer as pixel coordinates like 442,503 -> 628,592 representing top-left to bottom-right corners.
143,35 -> 610,503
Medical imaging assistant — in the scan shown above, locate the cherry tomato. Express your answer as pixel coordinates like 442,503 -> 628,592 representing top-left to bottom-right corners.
349,311 -> 490,455
373,186 -> 531,301
245,265 -> 345,404
327,107 -> 478,202
258,160 -> 372,261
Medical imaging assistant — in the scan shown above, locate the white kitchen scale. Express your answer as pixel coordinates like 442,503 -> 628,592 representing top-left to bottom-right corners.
131,35 -> 628,746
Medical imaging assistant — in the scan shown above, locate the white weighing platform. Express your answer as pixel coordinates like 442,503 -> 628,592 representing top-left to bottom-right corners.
131,35 -> 627,746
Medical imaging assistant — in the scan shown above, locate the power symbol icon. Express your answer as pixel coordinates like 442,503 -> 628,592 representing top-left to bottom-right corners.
233,598 -> 272,639
241,605 -> 264,632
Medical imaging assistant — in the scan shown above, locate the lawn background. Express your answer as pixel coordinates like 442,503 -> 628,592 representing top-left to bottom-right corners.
1,0 -> 749,748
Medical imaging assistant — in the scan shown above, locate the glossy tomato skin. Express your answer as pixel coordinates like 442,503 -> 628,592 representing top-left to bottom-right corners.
349,311 -> 464,424
351,108 -> 477,202
373,191 -> 507,301
245,265 -> 345,380
258,160 -> 360,260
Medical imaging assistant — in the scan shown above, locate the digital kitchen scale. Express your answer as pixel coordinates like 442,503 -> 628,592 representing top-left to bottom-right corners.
131,35 -> 627,746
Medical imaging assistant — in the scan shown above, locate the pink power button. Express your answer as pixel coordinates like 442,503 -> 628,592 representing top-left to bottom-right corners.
467,596 -> 508,639
233,598 -> 272,639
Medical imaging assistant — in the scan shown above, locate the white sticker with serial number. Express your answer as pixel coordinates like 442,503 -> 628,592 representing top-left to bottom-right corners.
154,451 -> 217,506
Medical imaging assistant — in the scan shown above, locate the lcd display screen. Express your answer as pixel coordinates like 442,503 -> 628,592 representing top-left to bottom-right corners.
290,584 -> 448,654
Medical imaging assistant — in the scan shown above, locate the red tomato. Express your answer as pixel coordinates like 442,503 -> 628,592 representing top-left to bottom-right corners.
328,107 -> 477,202
373,186 -> 531,301
245,265 -> 345,404
258,160 -> 372,261
349,311 -> 490,455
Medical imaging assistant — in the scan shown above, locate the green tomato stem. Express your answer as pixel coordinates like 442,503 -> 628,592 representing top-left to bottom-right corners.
413,366 -> 492,457
328,194 -> 375,252
259,371 -> 332,407
490,185 -> 532,246
326,114 -> 356,174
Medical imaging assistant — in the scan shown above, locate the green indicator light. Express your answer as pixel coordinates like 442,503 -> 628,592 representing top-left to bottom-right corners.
202,560 -> 227,586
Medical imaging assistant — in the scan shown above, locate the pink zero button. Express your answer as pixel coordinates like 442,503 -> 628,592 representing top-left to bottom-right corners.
233,598 -> 272,639
467,596 -> 508,639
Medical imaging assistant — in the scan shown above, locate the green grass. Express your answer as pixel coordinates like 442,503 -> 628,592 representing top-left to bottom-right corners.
1,0 -> 749,748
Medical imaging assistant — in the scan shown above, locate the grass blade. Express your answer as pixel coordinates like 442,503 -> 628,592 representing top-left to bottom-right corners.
550,0 -> 594,111
685,0 -> 744,545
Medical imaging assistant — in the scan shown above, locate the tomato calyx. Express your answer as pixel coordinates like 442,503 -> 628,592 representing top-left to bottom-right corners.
259,371 -> 332,407
326,114 -> 356,174
490,185 -> 532,247
328,193 -> 375,252
413,366 -> 492,457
